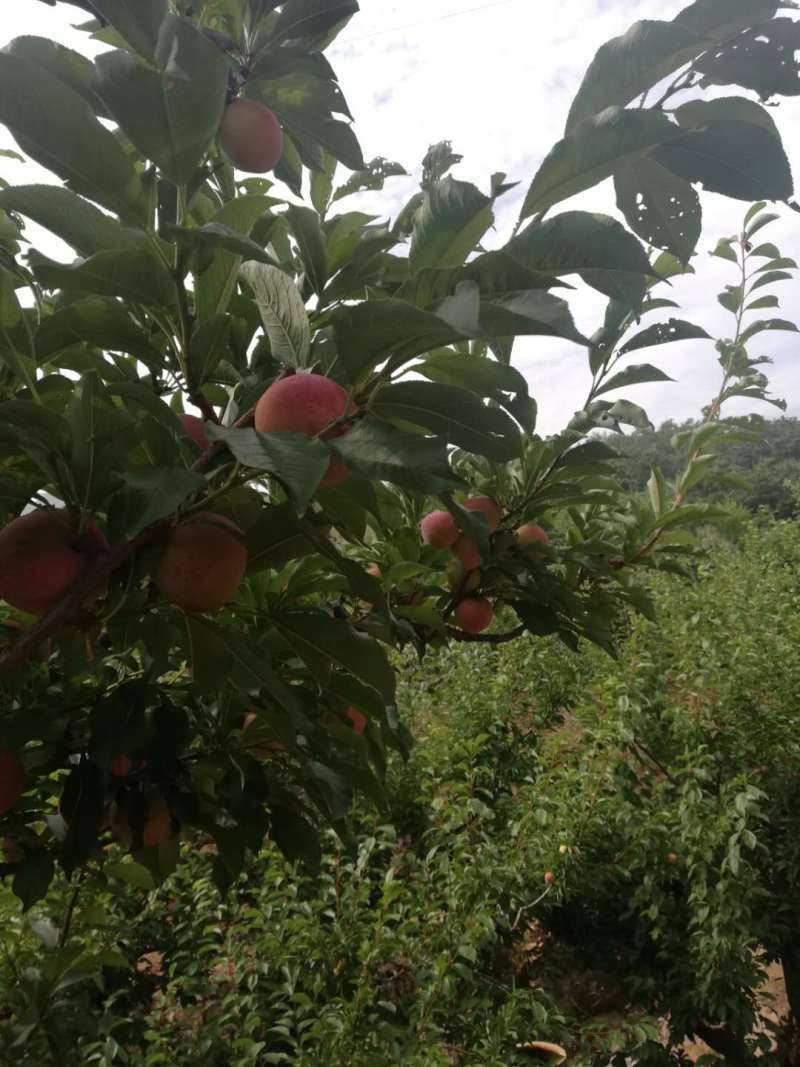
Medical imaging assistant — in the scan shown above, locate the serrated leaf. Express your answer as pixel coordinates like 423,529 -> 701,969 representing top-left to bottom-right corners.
521,107 -> 677,220
0,51 -> 142,220
95,18 -> 227,185
332,417 -> 463,493
33,250 -> 177,308
207,425 -> 330,513
274,610 -> 395,702
371,381 -> 521,461
0,185 -> 148,257
566,19 -> 707,132
510,210 -> 653,309
655,97 -> 793,202
410,177 -> 494,273
241,261 -> 310,368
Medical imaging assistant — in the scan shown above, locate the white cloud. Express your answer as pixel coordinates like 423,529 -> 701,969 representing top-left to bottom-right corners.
1,0 -> 798,434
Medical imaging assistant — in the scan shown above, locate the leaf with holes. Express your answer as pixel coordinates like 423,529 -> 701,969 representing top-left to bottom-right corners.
615,158 -> 702,265
619,319 -> 711,355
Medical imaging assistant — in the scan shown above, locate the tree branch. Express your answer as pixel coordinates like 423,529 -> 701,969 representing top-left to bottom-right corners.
446,624 -> 526,645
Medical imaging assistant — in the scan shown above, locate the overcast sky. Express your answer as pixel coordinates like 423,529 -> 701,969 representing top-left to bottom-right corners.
2,0 -> 798,434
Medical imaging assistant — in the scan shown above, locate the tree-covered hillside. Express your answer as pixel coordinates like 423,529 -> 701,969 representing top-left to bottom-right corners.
610,416 -> 800,517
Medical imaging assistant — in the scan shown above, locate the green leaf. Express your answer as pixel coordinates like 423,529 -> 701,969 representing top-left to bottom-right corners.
246,503 -> 319,572
718,287 -> 743,313
241,261 -> 310,368
207,426 -> 330,513
675,0 -> 779,37
195,195 -> 275,320
33,250 -> 177,308
273,0 -> 359,42
332,157 -> 407,203
188,313 -> 232,385
104,860 -> 156,891
566,19 -> 706,132
164,223 -> 280,269
479,291 -> 587,346
0,268 -> 37,388
333,417 -> 463,493
0,185 -> 148,257
510,211 -> 653,308
594,363 -> 674,396
655,97 -> 793,201
273,610 -> 395,702
88,0 -> 169,64
0,51 -> 143,221
112,468 -> 206,538
69,371 -> 136,507
35,297 -> 160,364
619,318 -> 711,354
416,351 -> 534,432
695,18 -> 800,100
95,20 -> 228,185
647,466 -> 669,518
330,299 -> 461,384
12,850 -> 55,912
371,381 -> 521,462
746,294 -> 779,311
6,36 -> 106,114
711,237 -> 739,262
740,318 -> 799,343
749,270 -> 793,292
269,810 -> 321,874
615,157 -> 701,265
520,107 -> 676,220
286,205 -> 329,295
410,177 -> 494,273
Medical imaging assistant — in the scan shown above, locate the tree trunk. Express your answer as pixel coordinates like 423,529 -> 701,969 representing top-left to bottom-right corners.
694,1024 -> 753,1066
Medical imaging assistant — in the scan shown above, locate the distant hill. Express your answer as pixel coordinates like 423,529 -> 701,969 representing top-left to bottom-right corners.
607,416 -> 800,518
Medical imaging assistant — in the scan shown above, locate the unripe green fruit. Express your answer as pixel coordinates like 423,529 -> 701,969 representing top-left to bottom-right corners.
156,512 -> 247,612
0,509 -> 106,616
452,535 -> 482,572
464,496 -> 502,532
0,748 -> 25,816
454,597 -> 493,634
220,98 -> 283,173
179,413 -> 209,450
420,510 -> 458,549
255,373 -> 353,489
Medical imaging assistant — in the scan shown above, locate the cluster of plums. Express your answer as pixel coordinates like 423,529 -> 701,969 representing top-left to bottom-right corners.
420,501 -> 550,635
0,373 -> 352,620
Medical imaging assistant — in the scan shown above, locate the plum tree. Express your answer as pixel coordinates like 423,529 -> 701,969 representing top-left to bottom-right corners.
0,748 -> 24,816
179,413 -> 209,450
0,510 -> 106,616
464,497 -> 502,532
255,373 -> 353,488
454,597 -> 494,635
420,510 -> 459,549
220,98 -> 283,173
155,512 -> 247,612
